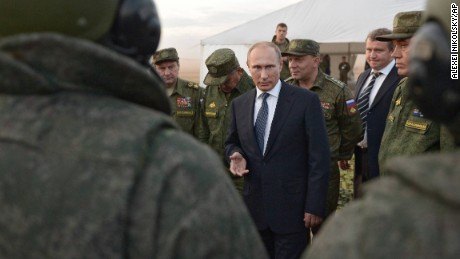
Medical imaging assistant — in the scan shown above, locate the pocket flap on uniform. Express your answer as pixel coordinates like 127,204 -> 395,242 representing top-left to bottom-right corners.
205,111 -> 218,118
176,111 -> 194,117
405,120 -> 430,134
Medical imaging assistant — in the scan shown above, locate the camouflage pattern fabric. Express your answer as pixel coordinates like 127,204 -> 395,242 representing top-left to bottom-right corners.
286,71 -> 362,217
304,151 -> 460,258
168,78 -> 203,138
198,71 -> 255,192
379,78 -> 455,174
0,33 -> 267,259
272,35 -> 291,80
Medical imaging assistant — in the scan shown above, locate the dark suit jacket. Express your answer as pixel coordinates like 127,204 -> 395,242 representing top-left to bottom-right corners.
354,66 -> 400,179
225,82 -> 330,234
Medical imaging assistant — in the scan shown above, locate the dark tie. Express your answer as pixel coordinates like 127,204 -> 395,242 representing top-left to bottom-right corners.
357,72 -> 381,132
255,93 -> 269,154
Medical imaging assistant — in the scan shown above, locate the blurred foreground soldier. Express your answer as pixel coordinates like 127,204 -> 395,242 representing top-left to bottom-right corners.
283,39 -> 362,235
377,11 -> 454,174
303,1 -> 460,258
150,48 -> 203,138
0,0 -> 267,258
198,48 -> 255,192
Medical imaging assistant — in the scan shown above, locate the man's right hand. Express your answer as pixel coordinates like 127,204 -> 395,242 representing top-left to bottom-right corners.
229,152 -> 249,177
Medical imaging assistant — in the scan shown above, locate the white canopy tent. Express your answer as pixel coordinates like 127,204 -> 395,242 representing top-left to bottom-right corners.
199,0 -> 426,86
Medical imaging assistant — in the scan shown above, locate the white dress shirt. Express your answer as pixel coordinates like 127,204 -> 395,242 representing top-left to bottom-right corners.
358,59 -> 395,148
254,80 -> 281,154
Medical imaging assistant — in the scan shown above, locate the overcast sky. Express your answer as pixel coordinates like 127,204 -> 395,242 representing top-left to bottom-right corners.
154,0 -> 302,59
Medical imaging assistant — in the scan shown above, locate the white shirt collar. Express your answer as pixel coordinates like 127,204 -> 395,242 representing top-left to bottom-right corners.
372,59 -> 395,76
256,80 -> 282,99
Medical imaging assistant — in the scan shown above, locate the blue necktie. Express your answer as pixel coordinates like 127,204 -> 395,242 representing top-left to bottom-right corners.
255,93 -> 269,154
357,72 -> 381,133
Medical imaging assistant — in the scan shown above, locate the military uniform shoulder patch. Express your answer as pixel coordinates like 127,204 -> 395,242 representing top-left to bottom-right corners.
187,82 -> 199,89
325,75 -> 346,88
346,99 -> 358,114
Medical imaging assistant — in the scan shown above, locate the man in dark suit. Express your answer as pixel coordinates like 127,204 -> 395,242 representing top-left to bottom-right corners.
353,28 -> 401,197
225,41 -> 330,259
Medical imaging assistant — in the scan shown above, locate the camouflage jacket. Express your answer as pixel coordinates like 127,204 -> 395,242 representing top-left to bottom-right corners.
379,78 -> 455,174
0,33 -> 267,259
168,78 -> 203,138
271,35 -> 291,80
304,151 -> 460,258
198,71 -> 255,164
286,71 -> 362,160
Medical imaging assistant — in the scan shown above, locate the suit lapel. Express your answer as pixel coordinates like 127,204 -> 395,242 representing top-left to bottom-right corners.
240,89 -> 260,155
370,65 -> 399,109
264,83 -> 294,157
354,69 -> 371,99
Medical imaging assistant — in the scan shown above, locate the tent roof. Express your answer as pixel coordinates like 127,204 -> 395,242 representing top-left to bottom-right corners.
201,0 -> 426,46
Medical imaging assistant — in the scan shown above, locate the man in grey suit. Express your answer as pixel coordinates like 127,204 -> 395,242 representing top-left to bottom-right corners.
353,28 -> 401,197
225,41 -> 330,259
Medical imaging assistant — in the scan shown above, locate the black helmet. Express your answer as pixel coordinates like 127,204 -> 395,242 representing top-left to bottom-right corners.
0,0 -> 161,66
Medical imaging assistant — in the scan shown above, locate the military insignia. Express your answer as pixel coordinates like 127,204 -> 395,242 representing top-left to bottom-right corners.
405,120 -> 428,131
350,107 -> 357,114
176,97 -> 192,108
395,97 -> 402,106
388,114 -> 394,122
209,102 -> 216,108
321,102 -> 331,110
160,52 -> 168,58
412,109 -> 424,117
345,99 -> 357,114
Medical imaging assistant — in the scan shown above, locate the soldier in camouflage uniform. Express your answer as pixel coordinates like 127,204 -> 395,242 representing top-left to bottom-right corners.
338,56 -> 351,84
0,0 -> 268,258
377,11 -> 455,174
198,48 -> 255,193
150,48 -> 203,138
271,23 -> 291,80
283,39 -> 362,235
304,1 -> 460,257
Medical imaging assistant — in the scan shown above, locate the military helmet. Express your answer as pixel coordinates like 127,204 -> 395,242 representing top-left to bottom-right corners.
408,0 -> 460,144
0,1 -> 117,41
0,0 -> 161,66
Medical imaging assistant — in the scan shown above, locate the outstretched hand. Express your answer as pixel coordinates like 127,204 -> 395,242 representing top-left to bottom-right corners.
229,152 -> 249,177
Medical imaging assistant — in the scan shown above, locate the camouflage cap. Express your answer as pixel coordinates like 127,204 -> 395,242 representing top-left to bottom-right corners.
281,39 -> 320,57
204,48 -> 239,85
376,11 -> 423,41
151,48 -> 179,65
